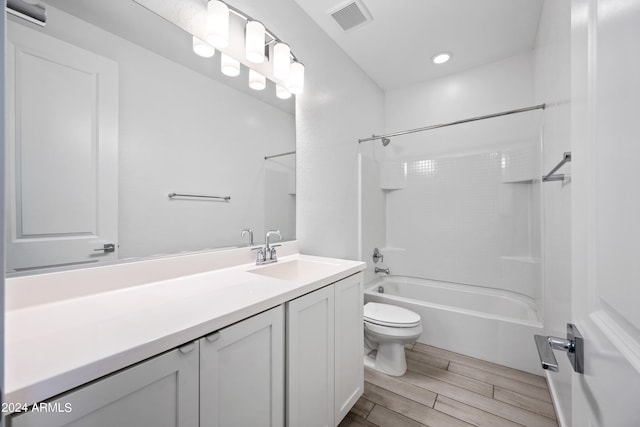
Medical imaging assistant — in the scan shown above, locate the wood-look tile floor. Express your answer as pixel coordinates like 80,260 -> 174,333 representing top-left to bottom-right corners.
339,343 -> 558,427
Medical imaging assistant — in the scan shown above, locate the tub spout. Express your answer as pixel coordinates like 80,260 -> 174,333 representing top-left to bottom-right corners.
375,267 -> 390,274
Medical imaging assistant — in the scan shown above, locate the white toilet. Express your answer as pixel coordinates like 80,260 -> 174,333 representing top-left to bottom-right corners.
363,302 -> 423,376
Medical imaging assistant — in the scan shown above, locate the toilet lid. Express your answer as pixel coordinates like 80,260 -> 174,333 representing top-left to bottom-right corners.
364,302 -> 421,328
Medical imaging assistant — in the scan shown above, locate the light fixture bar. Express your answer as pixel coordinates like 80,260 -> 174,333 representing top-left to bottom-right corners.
133,0 -> 303,97
224,1 -> 299,62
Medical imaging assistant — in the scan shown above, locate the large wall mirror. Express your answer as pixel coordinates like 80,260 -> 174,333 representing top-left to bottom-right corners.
5,0 -> 296,275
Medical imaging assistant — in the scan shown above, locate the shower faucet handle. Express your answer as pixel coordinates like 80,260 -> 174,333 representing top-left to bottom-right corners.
372,248 -> 384,263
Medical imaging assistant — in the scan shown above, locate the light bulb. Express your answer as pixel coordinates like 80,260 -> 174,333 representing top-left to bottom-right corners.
276,84 -> 291,99
245,21 -> 266,63
221,53 -> 240,77
432,52 -> 452,64
273,42 -> 291,80
207,0 -> 229,48
192,36 -> 215,58
288,62 -> 304,94
249,69 -> 266,90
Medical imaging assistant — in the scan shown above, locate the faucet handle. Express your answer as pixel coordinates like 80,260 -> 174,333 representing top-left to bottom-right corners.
269,246 -> 278,261
373,248 -> 384,263
253,247 -> 266,263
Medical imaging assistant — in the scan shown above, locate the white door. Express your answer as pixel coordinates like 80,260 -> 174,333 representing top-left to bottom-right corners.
5,22 -> 118,273
571,0 -> 640,425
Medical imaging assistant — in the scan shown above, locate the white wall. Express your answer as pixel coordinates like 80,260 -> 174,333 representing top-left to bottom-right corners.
533,1 -> 572,425
384,53 -> 537,159
19,7 -> 295,259
292,19 -> 385,261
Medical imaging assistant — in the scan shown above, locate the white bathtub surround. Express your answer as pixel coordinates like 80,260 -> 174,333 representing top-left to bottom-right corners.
4,242 -> 365,406
383,145 -> 542,299
365,276 -> 544,375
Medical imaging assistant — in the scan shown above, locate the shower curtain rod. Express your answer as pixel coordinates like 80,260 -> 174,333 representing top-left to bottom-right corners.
264,150 -> 296,160
358,103 -> 546,144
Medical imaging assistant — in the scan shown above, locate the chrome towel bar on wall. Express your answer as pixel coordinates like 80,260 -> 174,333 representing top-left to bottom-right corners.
542,152 -> 572,182
168,193 -> 231,201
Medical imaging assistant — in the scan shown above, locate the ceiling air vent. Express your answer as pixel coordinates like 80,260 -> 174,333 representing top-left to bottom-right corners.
329,0 -> 372,32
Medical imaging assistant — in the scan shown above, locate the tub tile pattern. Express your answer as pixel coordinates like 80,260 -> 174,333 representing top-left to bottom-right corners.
339,344 -> 558,427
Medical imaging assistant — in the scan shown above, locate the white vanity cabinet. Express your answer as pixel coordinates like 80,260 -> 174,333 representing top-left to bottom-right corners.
7,343 -> 199,427
286,272 -> 364,427
200,305 -> 285,427
333,273 -> 365,422
5,253 -> 365,427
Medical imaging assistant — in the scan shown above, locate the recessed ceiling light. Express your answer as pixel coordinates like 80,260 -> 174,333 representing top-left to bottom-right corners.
432,52 -> 452,64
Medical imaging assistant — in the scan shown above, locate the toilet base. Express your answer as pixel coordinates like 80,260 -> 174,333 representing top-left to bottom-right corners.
363,343 -> 408,376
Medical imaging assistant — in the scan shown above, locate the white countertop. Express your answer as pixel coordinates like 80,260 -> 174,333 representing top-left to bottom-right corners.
5,247 -> 365,406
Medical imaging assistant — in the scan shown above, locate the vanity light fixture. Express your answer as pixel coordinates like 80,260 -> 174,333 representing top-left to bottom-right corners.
134,0 -> 305,97
432,52 -> 452,64
221,52 -> 240,76
288,62 -> 305,94
207,0 -> 229,48
249,69 -> 266,90
273,42 -> 291,80
276,84 -> 292,99
245,20 -> 266,63
192,36 -> 215,57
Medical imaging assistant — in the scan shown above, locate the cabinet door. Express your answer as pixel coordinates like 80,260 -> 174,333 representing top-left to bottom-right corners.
287,285 -> 335,427
334,273 -> 364,424
8,343 -> 199,427
200,306 -> 284,427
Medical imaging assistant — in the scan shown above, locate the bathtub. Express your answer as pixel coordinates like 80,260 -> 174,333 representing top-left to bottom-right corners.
364,275 -> 544,374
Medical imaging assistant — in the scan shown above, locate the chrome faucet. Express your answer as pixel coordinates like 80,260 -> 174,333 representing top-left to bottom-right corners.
375,267 -> 390,274
255,230 -> 282,265
241,228 -> 254,246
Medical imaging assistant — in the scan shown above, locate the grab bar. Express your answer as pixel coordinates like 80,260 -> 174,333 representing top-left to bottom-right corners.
168,193 -> 230,201
542,152 -> 572,182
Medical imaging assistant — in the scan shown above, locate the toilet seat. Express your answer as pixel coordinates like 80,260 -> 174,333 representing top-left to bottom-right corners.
364,302 -> 421,328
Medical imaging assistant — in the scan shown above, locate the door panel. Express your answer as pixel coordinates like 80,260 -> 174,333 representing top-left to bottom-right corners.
7,345 -> 199,427
6,22 -> 118,272
572,0 -> 640,425
287,285 -> 335,427
334,273 -> 364,424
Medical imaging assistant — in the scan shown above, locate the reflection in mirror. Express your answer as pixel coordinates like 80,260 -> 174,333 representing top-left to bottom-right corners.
5,0 -> 296,275
264,151 -> 296,242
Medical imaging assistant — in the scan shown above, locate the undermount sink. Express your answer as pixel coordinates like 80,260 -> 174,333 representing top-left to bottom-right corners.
248,259 -> 339,281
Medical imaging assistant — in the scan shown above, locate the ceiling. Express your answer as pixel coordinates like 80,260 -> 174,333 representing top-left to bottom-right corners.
292,0 -> 544,91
